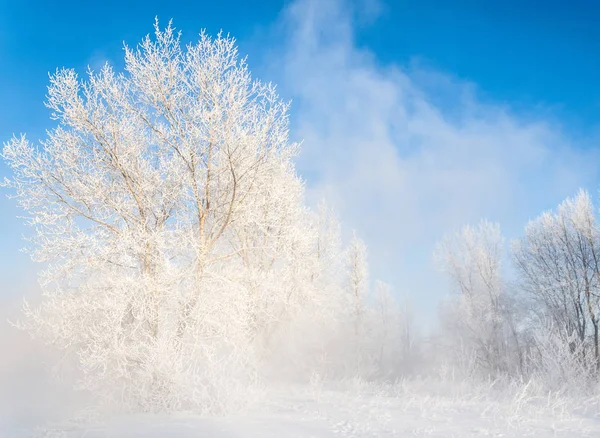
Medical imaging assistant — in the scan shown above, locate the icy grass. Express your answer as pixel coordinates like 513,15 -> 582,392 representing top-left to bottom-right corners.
20,376 -> 600,437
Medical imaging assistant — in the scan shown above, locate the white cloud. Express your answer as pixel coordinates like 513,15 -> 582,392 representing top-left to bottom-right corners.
268,0 -> 600,324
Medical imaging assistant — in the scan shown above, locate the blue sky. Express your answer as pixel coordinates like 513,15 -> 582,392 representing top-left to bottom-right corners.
1,0 -> 599,137
1,0 -> 600,320
364,1 -> 600,128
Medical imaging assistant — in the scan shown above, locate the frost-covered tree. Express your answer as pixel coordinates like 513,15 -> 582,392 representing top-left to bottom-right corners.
369,281 -> 419,379
435,221 -> 521,376
344,232 -> 370,375
373,281 -> 395,375
512,190 -> 600,375
396,293 -> 419,375
293,201 -> 346,376
1,21 -> 348,412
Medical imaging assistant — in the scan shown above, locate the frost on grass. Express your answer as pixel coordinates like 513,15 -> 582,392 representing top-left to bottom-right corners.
19,379 -> 600,437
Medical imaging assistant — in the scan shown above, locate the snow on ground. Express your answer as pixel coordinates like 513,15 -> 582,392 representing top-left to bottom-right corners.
10,380 -> 600,437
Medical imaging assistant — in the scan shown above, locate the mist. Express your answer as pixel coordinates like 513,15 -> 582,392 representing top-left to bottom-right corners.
271,0 -> 600,324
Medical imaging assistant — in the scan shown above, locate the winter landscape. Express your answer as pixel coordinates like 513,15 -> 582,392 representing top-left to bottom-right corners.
2,0 -> 600,437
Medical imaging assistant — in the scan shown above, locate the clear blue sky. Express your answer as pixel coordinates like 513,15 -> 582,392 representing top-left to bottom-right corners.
1,0 -> 600,294
1,0 -> 599,139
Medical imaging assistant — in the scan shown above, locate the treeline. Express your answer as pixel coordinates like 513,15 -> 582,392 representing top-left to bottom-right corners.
435,189 -> 600,391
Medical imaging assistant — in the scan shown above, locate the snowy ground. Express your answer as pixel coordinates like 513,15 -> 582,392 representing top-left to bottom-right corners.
9,380 -> 600,437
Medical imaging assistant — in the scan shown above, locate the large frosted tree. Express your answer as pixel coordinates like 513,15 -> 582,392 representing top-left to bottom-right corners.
1,21 -> 337,412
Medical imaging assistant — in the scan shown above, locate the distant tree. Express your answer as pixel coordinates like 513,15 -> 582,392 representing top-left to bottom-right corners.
370,281 -> 420,379
435,220 -> 521,376
396,293 -> 419,375
344,232 -> 370,375
512,190 -> 600,374
373,280 -> 395,375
